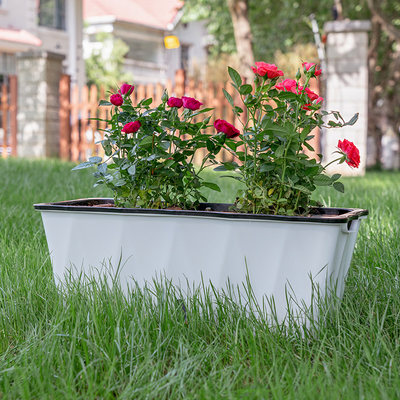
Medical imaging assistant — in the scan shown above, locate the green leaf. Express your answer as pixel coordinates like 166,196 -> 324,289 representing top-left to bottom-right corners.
222,88 -> 234,106
228,66 -> 242,87
262,120 -> 294,137
97,163 -> 107,175
114,179 -> 126,187
331,173 -> 341,181
220,175 -> 243,182
98,100 -> 111,106
304,165 -> 320,176
223,161 -> 239,170
293,185 -> 312,194
304,142 -> 314,152
333,181 -> 345,193
127,165 -> 136,175
140,136 -> 154,146
260,164 -> 274,172
202,181 -> 221,192
275,145 -> 285,158
89,156 -> 102,164
239,84 -> 253,95
234,106 -> 243,114
344,113 -> 359,126
71,162 -> 95,170
314,174 -> 332,186
142,98 -> 153,106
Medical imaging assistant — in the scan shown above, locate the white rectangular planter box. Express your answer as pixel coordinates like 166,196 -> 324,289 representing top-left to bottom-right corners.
35,198 -> 367,324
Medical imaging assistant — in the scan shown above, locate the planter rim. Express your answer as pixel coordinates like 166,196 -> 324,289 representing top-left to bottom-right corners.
34,198 -> 368,224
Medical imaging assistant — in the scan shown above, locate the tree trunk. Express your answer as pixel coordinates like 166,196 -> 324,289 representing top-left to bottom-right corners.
367,0 -> 400,169
226,0 -> 255,82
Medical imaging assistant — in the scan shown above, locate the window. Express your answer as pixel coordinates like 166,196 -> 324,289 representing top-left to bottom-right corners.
38,0 -> 66,30
125,39 -> 159,64
180,44 -> 189,71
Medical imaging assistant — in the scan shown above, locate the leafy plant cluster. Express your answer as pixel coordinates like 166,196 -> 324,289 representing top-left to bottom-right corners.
74,92 -> 224,209
218,64 -> 358,215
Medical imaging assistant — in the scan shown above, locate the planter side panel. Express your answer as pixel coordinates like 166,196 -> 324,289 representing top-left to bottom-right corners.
41,210 -> 359,321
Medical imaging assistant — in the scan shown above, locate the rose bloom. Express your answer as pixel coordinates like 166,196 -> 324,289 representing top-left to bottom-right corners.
252,62 -> 283,79
118,83 -> 134,96
214,119 -> 240,138
182,96 -> 203,111
302,62 -> 322,77
304,87 -> 319,101
275,79 -> 301,94
338,139 -> 360,168
167,97 -> 183,108
122,120 -> 141,134
110,93 -> 123,106
252,62 -> 284,79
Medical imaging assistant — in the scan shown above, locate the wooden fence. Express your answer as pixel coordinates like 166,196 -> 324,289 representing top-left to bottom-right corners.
0,76 -> 17,158
59,69 -> 320,162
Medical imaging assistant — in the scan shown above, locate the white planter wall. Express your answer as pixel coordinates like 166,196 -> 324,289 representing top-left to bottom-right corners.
36,199 -> 367,324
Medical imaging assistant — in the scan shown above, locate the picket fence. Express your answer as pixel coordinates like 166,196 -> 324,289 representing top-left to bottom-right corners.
0,76 -> 17,158
59,70 -> 320,163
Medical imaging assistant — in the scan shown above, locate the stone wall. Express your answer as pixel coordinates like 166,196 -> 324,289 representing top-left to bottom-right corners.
16,51 -> 64,158
323,20 -> 371,176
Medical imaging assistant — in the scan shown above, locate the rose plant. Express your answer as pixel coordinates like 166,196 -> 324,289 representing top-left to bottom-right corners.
73,89 -> 225,209
74,61 -> 360,216
213,61 -> 360,215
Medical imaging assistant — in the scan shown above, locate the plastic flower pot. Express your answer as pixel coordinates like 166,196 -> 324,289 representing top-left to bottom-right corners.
34,198 -> 368,324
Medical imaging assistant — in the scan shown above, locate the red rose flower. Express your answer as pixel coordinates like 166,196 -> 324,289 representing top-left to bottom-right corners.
302,62 -> 322,77
167,97 -> 183,108
110,93 -> 123,106
182,96 -> 203,111
214,119 -> 240,138
338,139 -> 360,168
118,83 -> 134,96
275,79 -> 301,94
304,87 -> 319,101
122,120 -> 141,134
251,62 -> 284,79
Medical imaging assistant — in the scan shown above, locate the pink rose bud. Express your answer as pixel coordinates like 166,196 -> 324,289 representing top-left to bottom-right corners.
182,96 -> 203,111
110,93 -> 123,106
302,62 -> 322,77
275,79 -> 301,94
118,83 -> 135,95
251,62 -> 284,79
167,97 -> 183,108
214,119 -> 240,138
122,120 -> 141,134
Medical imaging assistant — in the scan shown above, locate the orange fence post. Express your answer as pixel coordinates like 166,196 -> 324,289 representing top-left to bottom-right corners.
89,85 -> 98,155
1,84 -> 8,158
9,75 -> 17,157
70,85 -> 80,162
59,74 -> 71,160
80,85 -> 89,158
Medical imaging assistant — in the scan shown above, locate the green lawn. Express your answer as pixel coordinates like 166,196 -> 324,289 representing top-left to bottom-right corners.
0,158 -> 399,399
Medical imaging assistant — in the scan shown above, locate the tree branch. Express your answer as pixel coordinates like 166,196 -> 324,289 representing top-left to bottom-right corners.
367,0 -> 400,42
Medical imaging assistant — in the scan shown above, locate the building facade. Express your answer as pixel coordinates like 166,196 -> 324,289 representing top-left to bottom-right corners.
83,0 -> 209,85
0,0 -> 84,87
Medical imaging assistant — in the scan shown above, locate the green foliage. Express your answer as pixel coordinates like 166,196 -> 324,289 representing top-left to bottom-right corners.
218,65 -> 357,215
73,92 -> 223,209
183,0 -> 396,60
85,33 -> 133,91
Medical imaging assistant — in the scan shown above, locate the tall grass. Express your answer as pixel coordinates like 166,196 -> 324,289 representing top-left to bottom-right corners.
0,158 -> 399,399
